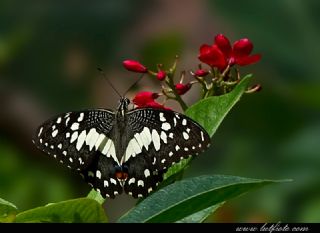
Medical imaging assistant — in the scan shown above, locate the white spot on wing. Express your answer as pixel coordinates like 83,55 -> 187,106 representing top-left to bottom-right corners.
58,143 -> 62,149
175,145 -> 180,151
63,151 -> 67,156
94,134 -> 106,150
104,180 -> 109,187
56,117 -> 62,124
169,133 -> 173,139
183,132 -> 189,140
76,130 -> 86,151
159,112 -> 166,122
128,178 -> 135,185
110,178 -> 117,185
66,132 -> 70,138
169,151 -> 173,157
96,170 -> 101,179
160,131 -> 167,144
70,131 -> 78,144
69,157 -> 73,163
161,159 -> 166,164
182,119 -> 187,126
161,122 -> 171,131
71,122 -> 79,131
148,187 -> 153,193
85,128 -> 99,151
101,139 -> 111,155
138,180 -> 144,187
52,129 -> 58,138
77,113 -> 84,122
152,129 -> 161,151
140,127 -> 152,150
200,131 -> 205,141
144,169 -> 150,178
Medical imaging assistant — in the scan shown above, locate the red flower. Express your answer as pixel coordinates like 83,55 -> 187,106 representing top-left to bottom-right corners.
198,34 -> 261,70
175,83 -> 191,95
156,70 -> 167,81
123,60 -> 148,73
132,91 -> 171,110
132,91 -> 159,106
194,69 -> 209,77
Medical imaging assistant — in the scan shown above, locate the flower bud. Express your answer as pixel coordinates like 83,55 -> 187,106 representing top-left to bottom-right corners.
123,60 -> 148,73
156,70 -> 167,81
175,83 -> 191,95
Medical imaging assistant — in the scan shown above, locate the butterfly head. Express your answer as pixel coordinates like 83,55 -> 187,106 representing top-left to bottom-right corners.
117,97 -> 131,115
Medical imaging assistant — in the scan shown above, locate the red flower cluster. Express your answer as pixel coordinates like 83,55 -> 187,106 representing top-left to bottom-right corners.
132,91 -> 171,110
123,34 -> 261,111
198,34 -> 261,71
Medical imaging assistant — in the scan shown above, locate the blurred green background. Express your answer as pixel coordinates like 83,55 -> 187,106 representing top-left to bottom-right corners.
1,0 -> 319,222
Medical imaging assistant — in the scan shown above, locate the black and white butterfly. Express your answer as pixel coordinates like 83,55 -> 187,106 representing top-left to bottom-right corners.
33,97 -> 210,198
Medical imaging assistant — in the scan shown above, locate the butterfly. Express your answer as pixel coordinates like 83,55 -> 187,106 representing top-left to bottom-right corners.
33,97 -> 210,198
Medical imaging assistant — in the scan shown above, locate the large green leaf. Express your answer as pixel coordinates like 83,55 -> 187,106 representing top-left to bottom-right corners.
118,175 -> 287,223
15,198 -> 107,223
186,74 -> 252,137
176,202 -> 225,223
0,197 -> 18,223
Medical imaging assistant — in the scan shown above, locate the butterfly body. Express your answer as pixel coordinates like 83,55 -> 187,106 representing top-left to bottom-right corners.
33,97 -> 210,198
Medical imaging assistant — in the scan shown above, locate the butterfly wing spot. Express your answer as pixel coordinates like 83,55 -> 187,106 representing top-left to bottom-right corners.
38,127 -> 44,137
169,133 -> 173,139
200,131 -> 205,141
110,178 -> 117,185
76,130 -> 87,151
96,170 -> 102,179
56,117 -> 62,124
128,178 -> 135,185
77,113 -> 84,122
151,129 -> 161,151
168,151 -> 173,157
173,117 -> 177,126
161,158 -> 166,164
57,143 -> 62,149
184,147 -> 189,151
104,180 -> 109,187
70,131 -> 78,143
144,169 -> 151,178
65,117 -> 70,126
52,129 -> 58,138
160,131 -> 167,144
182,132 -> 189,140
175,145 -> 180,151
159,112 -> 166,122
161,122 -> 171,131
182,119 -> 187,126
71,122 -> 79,131
62,151 -> 67,156
69,157 -> 73,163
137,180 -> 144,187
66,132 -> 70,138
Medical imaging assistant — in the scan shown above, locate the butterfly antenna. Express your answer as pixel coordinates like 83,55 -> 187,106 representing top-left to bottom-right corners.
123,73 -> 145,96
97,67 -> 122,98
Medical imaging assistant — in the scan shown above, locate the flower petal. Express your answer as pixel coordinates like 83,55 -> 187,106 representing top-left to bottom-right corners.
132,91 -> 159,107
236,54 -> 261,66
198,44 -> 227,70
233,38 -> 253,58
215,34 -> 232,58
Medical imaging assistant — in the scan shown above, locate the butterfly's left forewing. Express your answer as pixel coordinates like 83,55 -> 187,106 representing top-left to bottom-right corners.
33,109 -> 123,198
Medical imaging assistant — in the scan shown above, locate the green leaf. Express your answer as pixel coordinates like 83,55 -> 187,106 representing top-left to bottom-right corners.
0,197 -> 18,223
118,175 -> 287,223
186,74 -> 252,137
15,198 -> 107,223
176,202 -> 225,223
87,189 -> 105,205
